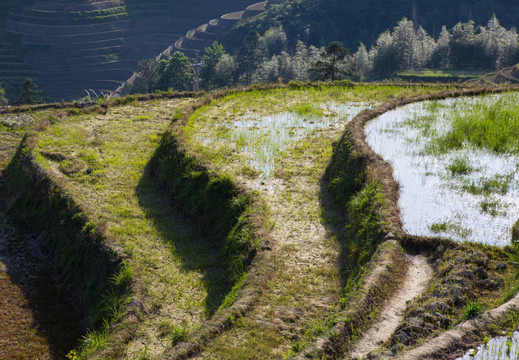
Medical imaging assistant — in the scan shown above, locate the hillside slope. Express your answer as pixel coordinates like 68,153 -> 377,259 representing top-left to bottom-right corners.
1,0 -> 259,101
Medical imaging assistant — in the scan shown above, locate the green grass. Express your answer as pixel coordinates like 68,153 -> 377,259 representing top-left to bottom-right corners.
397,69 -> 488,78
446,157 -> 474,175
170,322 -> 189,346
185,85 -> 451,180
291,103 -> 327,117
345,181 -> 388,268
188,85 -> 449,359
463,300 -> 483,319
429,221 -> 472,239
33,98 -> 240,357
427,93 -> 519,154
461,173 -> 513,196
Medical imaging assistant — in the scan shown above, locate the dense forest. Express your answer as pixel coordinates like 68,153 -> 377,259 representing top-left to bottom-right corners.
355,16 -> 519,77
128,15 -> 519,94
230,0 -> 519,50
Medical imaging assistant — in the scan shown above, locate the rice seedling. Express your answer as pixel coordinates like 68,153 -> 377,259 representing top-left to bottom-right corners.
480,200 -> 506,217
429,93 -> 519,155
447,157 -> 474,176
458,331 -> 519,360
463,300 -> 483,319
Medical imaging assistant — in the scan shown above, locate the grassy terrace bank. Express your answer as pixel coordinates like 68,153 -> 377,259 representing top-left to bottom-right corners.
2,91 -> 270,359
0,111 -> 82,359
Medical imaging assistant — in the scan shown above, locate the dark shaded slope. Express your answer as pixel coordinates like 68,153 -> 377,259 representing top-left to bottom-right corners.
3,0 -> 258,101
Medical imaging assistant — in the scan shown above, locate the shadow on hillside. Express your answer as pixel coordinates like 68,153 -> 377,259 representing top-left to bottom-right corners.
317,177 -> 353,290
135,173 -> 232,316
0,147 -> 82,358
0,213 -> 82,359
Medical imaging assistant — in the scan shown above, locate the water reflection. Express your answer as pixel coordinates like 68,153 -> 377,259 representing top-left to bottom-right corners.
365,94 -> 519,246
458,332 -> 519,360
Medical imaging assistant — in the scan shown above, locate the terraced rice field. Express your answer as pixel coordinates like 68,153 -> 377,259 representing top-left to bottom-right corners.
0,112 -> 81,359
181,85 -> 449,359
31,97 -> 239,358
4,85 -> 519,359
363,90 -> 519,359
459,332 -> 519,359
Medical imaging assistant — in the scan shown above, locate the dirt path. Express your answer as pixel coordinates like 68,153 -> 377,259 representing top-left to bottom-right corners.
349,255 -> 433,359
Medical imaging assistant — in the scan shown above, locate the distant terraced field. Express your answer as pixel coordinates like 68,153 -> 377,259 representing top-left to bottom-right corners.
0,0 -> 260,101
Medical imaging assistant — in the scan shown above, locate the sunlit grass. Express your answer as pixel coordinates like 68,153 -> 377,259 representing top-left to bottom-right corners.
34,98 -> 235,356
427,93 -> 519,154
186,85 -> 451,182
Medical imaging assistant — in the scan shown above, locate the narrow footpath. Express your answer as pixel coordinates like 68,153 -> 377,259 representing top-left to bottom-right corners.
349,255 -> 433,359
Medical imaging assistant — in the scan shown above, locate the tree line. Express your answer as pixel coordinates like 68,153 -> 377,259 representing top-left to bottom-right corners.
130,28 -> 353,93
130,14 -> 519,94
4,15 -> 517,103
0,78 -> 42,106
355,16 -> 519,78
230,0 -> 519,51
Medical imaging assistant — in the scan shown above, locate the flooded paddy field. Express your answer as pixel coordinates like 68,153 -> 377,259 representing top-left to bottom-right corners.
366,93 -> 519,246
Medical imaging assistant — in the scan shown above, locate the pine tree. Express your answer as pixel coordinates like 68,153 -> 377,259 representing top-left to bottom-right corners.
253,55 -> 279,83
355,43 -> 373,78
277,51 -> 295,81
260,27 -> 288,57
18,78 -> 42,105
372,31 -> 396,75
214,54 -> 237,88
201,41 -> 226,89
158,52 -> 194,91
310,41 -> 349,81
414,26 -> 436,69
450,21 -> 477,68
0,85 -> 7,106
392,18 -> 415,70
292,41 -> 309,80
132,58 -> 160,94
479,15 -> 518,69
237,31 -> 263,85
433,26 -> 452,68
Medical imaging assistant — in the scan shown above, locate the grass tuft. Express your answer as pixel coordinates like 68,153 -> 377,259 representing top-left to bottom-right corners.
428,93 -> 519,154
170,322 -> 189,346
446,157 -> 474,175
463,300 -> 483,319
